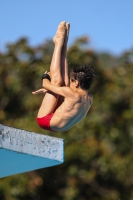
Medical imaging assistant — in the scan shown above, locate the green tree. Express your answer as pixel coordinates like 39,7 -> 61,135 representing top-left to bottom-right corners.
0,37 -> 133,200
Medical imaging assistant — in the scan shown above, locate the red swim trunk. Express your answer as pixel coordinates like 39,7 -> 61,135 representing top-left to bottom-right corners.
36,113 -> 56,132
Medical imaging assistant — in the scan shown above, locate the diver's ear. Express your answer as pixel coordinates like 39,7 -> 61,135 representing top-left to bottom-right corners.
75,80 -> 80,88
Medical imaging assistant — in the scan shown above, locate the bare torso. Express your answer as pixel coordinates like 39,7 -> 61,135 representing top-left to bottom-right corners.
50,91 -> 93,132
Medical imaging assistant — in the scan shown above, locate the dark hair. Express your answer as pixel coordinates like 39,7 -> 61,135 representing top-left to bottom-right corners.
70,65 -> 95,90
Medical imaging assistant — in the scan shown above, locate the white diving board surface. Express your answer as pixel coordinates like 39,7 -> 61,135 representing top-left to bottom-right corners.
0,124 -> 64,178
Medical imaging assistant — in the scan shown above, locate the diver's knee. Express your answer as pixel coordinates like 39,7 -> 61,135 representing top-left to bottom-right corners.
51,75 -> 62,86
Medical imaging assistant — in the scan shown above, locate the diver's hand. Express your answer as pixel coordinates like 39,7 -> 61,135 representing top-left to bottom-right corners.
32,88 -> 47,95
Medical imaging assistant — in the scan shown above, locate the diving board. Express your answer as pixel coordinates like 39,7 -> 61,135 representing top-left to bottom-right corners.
0,124 -> 64,178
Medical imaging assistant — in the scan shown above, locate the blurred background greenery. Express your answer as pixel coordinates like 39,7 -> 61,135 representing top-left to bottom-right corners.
0,36 -> 133,200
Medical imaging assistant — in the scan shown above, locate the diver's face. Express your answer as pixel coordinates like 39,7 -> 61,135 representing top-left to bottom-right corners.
70,78 -> 79,89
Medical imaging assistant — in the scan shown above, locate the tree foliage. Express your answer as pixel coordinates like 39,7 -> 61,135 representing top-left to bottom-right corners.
0,36 -> 133,200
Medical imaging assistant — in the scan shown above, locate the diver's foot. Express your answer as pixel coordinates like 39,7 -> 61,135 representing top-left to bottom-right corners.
53,21 -> 66,45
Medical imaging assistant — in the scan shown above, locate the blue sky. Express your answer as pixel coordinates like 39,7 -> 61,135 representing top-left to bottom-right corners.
1,0 -> 133,55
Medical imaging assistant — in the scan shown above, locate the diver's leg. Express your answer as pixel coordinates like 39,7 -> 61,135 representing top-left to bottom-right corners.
61,23 -> 70,86
56,23 -> 70,107
37,21 -> 66,118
